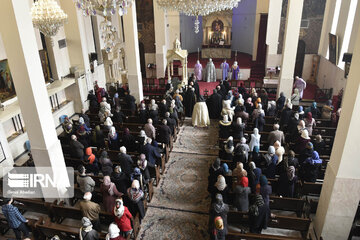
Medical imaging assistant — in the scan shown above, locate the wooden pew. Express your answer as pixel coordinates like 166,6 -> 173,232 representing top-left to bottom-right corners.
300,182 -> 323,196
227,231 -> 302,240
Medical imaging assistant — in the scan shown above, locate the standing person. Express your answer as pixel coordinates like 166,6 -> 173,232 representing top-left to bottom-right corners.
1,198 -> 30,240
194,60 -> 203,81
252,104 -> 265,132
204,58 -> 217,82
276,92 -> 286,113
220,59 -> 230,80
79,192 -> 101,232
184,87 -> 197,117
77,165 -> 96,194
192,95 -> 210,127
100,176 -> 123,213
249,128 -> 261,152
293,76 -> 307,99
304,112 -> 316,136
124,91 -> 136,116
248,194 -> 270,234
231,61 -> 240,80
206,89 -> 223,119
105,223 -> 123,240
291,88 -> 301,106
322,100 -> 334,119
113,199 -> 133,238
233,176 -> 251,212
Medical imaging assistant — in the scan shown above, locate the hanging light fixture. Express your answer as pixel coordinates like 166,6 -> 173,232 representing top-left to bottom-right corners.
157,0 -> 241,33
31,0 -> 68,37
74,0 -> 133,52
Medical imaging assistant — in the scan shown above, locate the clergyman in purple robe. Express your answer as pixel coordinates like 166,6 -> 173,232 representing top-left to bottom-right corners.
194,60 -> 203,81
293,76 -> 307,99
232,61 -> 240,80
220,59 -> 230,80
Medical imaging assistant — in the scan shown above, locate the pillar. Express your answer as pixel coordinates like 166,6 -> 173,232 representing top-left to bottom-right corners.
314,23 -> 360,239
266,0 -> 282,66
153,0 -> 168,78
123,3 -> 143,102
277,0 -> 304,99
252,0 -> 269,61
0,0 -> 69,198
166,11 -> 180,50
318,0 -> 338,57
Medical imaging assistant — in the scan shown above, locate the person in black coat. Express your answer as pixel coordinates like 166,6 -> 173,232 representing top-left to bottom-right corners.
208,158 -> 225,193
209,194 -> 229,238
156,119 -> 171,145
288,112 -> 300,141
79,109 -> 91,128
120,128 -> 136,153
276,92 -> 286,113
232,117 -> 245,140
70,135 -> 84,159
165,112 -> 176,135
223,78 -> 231,93
313,134 -> 326,156
111,165 -> 131,194
249,194 -> 270,234
184,86 -> 196,117
218,81 -> 227,99
138,103 -> 148,124
117,146 -> 134,177
219,115 -> 232,139
140,138 -> 161,167
279,103 -> 293,131
206,89 -> 223,119
112,106 -> 126,124
158,99 -> 168,118
124,91 -> 136,116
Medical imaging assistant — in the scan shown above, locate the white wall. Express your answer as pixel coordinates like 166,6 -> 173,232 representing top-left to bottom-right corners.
317,55 -> 347,95
232,0 -> 257,55
166,11 -> 180,50
180,14 -> 203,53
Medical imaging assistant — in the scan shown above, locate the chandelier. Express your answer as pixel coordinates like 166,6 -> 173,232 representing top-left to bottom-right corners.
31,0 -> 68,37
75,0 -> 133,17
157,0 -> 240,33
74,0 -> 132,52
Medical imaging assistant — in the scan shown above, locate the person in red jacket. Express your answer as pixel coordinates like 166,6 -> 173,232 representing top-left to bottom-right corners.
113,198 -> 133,238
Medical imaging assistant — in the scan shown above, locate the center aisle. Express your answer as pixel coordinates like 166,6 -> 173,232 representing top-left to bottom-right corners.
137,118 -> 219,240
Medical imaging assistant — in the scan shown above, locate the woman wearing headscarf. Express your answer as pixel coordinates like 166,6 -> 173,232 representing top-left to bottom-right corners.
302,151 -> 322,182
91,125 -> 105,149
222,163 -> 232,177
252,104 -> 265,132
305,112 -> 316,136
113,198 -> 133,238
291,88 -> 301,106
219,115 -> 232,139
101,176 -> 123,213
248,194 -> 270,234
232,117 -> 245,140
99,151 -> 113,176
273,140 -> 285,164
138,103 -> 148,124
209,194 -> 229,237
77,126 -> 90,149
298,106 -> 305,120
84,147 -> 99,176
278,163 -> 297,197
126,179 -> 145,221
232,162 -> 248,180
112,106 -> 126,124
322,100 -> 334,119
120,128 -> 136,153
249,128 -> 261,152
211,175 -> 229,204
79,217 -> 99,240
295,128 -> 311,154
249,162 -> 262,193
105,223 -> 123,240
244,97 -> 254,115
208,158 -> 225,193
137,154 -> 151,185
79,117 -> 92,133
221,136 -> 234,161
111,166 -> 131,195
263,146 -> 278,179
288,113 -> 300,142
259,175 -> 272,207
221,102 -> 235,122
267,101 -> 276,117
233,176 -> 251,212
113,93 -> 121,109
234,137 -> 250,164
305,102 -> 321,119
314,134 -> 326,156
108,127 -> 120,151
130,168 -> 147,193
211,216 -> 226,240
104,117 -> 113,131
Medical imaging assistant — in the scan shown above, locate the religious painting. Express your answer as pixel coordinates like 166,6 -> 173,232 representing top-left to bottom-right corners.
328,33 -> 338,65
211,19 -> 224,45
39,50 -> 51,83
0,59 -> 16,102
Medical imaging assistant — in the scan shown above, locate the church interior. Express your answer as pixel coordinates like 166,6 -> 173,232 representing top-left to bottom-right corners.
0,0 -> 360,239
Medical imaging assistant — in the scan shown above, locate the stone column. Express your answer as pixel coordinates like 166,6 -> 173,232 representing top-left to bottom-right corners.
0,0 -> 69,198
123,3 -> 143,102
266,0 -> 282,66
277,0 -> 304,99
314,23 -> 360,239
318,0 -> 338,57
252,0 -> 269,61
153,0 -> 168,78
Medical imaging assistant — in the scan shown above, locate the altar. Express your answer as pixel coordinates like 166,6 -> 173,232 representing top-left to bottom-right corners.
201,11 -> 233,59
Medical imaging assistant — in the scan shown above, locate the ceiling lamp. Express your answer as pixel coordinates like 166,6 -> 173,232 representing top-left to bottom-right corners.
157,0 -> 241,33
31,0 -> 68,37
74,0 -> 133,52
74,0 -> 133,17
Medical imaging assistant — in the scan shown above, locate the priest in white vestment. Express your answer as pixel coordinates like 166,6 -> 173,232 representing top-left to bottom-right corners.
192,95 -> 210,127
204,58 -> 217,82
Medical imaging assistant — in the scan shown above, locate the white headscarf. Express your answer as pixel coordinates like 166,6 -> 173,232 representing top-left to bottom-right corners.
106,223 -> 120,239
215,175 -> 227,191
114,198 -> 125,218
